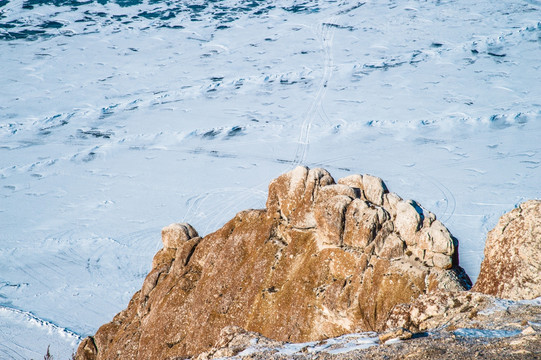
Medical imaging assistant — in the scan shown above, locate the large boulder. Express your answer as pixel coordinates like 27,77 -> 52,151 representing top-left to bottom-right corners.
473,200 -> 541,300
76,166 -> 470,360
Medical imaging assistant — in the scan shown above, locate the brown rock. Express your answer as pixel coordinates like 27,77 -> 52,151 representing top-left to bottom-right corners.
314,184 -> 356,245
379,327 -> 413,343
76,166 -> 470,360
394,201 -> 421,242
342,199 -> 380,249
266,166 -> 334,228
362,174 -> 388,206
473,200 -> 541,300
337,174 -> 364,190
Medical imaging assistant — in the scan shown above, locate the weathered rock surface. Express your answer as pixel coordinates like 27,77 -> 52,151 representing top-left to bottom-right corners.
76,166 -> 470,360
197,293 -> 541,359
473,200 -> 541,300
384,290 -> 541,333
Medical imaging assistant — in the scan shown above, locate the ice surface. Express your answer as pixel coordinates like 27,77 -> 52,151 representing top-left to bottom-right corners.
478,296 -> 541,315
453,328 -> 521,338
236,332 -> 379,357
1,0 -> 541,357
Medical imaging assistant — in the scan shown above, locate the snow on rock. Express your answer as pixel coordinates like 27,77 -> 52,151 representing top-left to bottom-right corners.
196,326 -> 381,359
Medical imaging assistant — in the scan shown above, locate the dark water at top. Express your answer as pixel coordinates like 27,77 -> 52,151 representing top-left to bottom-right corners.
0,0 -> 276,41
0,0 -> 321,41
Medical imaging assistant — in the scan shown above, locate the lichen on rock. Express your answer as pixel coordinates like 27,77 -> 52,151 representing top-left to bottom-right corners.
473,200 -> 541,300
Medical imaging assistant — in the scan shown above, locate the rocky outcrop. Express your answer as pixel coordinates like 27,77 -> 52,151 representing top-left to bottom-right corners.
472,200 -> 541,300
76,166 -> 470,360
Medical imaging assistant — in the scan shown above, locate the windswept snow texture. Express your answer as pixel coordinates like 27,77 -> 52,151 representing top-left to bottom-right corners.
1,0 -> 540,357
0,306 -> 81,359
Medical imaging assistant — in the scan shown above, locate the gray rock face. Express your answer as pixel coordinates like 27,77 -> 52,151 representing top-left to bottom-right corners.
473,200 -> 541,300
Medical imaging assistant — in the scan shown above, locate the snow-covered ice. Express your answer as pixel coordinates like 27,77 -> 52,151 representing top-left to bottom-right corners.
1,0 -> 541,357
453,328 -> 522,339
236,332 -> 380,357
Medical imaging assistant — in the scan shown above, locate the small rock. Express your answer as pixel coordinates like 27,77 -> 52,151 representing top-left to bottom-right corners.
394,201 -> 421,242
161,223 -> 198,249
521,326 -> 536,335
337,174 -> 364,192
362,174 -> 388,206
379,328 -> 413,343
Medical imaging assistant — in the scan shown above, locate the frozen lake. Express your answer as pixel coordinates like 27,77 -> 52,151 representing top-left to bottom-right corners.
1,0 -> 540,357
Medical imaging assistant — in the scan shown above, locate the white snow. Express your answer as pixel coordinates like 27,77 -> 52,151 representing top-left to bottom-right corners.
236,332 -> 380,357
0,306 -> 80,359
1,0 -> 541,357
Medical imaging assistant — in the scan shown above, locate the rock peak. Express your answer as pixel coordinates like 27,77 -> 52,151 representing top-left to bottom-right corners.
267,166 -> 463,270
